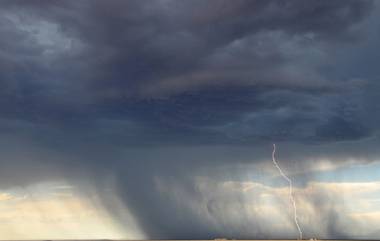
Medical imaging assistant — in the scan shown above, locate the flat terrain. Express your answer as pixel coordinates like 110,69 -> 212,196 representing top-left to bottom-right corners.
4,239 -> 372,241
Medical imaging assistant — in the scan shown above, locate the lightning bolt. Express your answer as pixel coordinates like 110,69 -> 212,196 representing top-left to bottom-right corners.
272,143 -> 303,240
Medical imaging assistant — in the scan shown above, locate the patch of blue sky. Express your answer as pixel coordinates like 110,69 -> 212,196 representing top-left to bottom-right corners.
310,161 -> 380,183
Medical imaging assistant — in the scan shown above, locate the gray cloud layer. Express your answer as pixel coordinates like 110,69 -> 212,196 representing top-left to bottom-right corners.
1,0 -> 380,239
0,0 -> 377,144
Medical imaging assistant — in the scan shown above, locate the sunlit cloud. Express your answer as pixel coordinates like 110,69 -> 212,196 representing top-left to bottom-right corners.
0,181 -> 144,240
0,192 -> 13,201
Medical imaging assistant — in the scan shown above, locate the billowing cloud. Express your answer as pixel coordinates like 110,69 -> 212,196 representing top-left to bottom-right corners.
0,0 -> 376,145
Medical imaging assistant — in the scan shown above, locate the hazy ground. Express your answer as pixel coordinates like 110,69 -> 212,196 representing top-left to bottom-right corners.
7,239 -> 371,241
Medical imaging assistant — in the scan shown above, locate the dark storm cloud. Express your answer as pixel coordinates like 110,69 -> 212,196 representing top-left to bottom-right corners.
0,0 -> 380,239
0,0 -> 376,146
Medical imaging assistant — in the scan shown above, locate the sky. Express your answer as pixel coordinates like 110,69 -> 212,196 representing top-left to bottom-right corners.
0,0 -> 380,239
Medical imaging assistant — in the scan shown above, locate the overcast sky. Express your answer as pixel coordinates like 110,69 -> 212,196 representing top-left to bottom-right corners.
0,0 -> 380,239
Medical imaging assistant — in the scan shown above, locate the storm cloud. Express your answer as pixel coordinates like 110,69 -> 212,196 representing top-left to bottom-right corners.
0,0 -> 380,239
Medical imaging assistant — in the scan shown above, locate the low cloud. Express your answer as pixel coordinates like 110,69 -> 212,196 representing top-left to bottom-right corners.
154,177 -> 380,239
